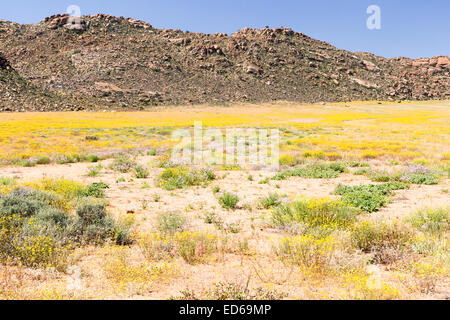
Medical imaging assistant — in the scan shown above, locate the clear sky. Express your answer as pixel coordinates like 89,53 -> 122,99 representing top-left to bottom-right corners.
1,0 -> 449,58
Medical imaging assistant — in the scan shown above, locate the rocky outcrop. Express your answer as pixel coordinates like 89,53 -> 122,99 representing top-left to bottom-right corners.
0,14 -> 448,112
44,14 -> 87,31
0,52 -> 11,70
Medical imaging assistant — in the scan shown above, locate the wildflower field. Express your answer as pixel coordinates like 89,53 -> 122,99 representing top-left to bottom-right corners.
0,101 -> 449,300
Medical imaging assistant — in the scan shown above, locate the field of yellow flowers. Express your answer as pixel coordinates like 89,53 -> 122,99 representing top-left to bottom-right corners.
1,101 -> 449,165
0,101 -> 449,300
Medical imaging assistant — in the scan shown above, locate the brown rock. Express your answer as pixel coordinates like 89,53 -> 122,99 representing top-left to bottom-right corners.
245,64 -> 262,75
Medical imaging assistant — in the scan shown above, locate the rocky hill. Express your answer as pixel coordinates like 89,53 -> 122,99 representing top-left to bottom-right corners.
0,14 -> 449,111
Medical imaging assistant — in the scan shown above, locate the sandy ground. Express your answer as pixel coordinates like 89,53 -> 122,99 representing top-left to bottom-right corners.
0,156 -> 449,299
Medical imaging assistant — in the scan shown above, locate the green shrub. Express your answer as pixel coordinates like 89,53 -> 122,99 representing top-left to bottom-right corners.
73,198 -> 131,245
134,165 -> 150,179
0,183 -> 131,269
205,282 -> 287,300
109,157 -> 138,173
368,170 -> 399,182
0,176 -> 16,186
367,164 -> 441,185
36,156 -> 51,165
272,198 -> 359,233
0,188 -> 56,217
219,193 -> 239,210
346,161 -> 370,168
351,221 -> 413,260
273,162 -> 347,180
334,182 -> 409,213
157,212 -> 186,234
86,164 -> 103,177
84,182 -> 109,198
353,168 -> 370,175
156,167 -> 215,190
407,207 -> 449,235
76,199 -> 107,225
400,173 -> 440,185
34,207 -> 72,229
86,155 -> 100,163
279,154 -> 302,167
258,193 -> 282,209
176,232 -> 217,264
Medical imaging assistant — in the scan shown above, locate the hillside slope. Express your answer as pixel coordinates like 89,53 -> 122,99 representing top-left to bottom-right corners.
0,14 -> 449,111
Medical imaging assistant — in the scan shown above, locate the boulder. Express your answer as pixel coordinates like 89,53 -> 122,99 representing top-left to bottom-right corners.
245,64 -> 262,75
0,52 -> 11,70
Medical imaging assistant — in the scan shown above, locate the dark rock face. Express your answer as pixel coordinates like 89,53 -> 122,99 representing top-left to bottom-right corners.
0,52 -> 11,70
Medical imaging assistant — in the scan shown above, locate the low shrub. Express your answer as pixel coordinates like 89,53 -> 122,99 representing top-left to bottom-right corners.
272,162 -> 347,180
109,157 -> 138,173
219,193 -> 239,210
72,198 -> 131,245
32,177 -> 89,208
351,221 -> 413,264
367,164 -> 441,185
410,234 -> 448,256
86,165 -> 103,177
368,170 -> 400,182
0,188 -> 57,217
84,182 -> 109,198
275,235 -> 338,272
0,204 -> 72,271
407,261 -> 448,294
279,155 -> 302,167
407,207 -> 449,235
334,182 -> 409,213
354,168 -> 370,176
137,232 -> 175,261
157,212 -> 186,234
36,156 -> 51,165
11,234 -> 72,271
55,155 -> 75,164
176,231 -> 217,264
346,161 -> 370,168
156,167 -> 215,190
133,165 -> 150,179
272,198 -> 359,233
205,282 -> 287,300
0,176 -> 16,187
399,164 -> 441,185
258,193 -> 282,209
102,246 -> 178,294
0,182 -> 131,270
86,155 -> 100,163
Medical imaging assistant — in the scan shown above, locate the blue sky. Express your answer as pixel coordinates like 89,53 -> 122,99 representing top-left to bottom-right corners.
1,0 -> 449,58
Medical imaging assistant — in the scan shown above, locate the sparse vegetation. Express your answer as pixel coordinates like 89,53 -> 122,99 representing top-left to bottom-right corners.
407,207 -> 449,235
219,192 -> 239,210
157,212 -> 186,234
0,102 -> 448,300
334,182 -> 409,212
156,167 -> 215,190
272,198 -> 359,234
272,162 -> 347,180
258,193 -> 282,209
133,165 -> 149,179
